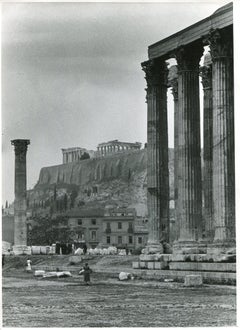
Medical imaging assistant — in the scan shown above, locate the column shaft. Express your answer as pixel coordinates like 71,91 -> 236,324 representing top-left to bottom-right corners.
208,27 -> 235,243
175,42 -> 203,245
142,59 -> 169,252
200,64 -> 214,241
11,139 -> 30,247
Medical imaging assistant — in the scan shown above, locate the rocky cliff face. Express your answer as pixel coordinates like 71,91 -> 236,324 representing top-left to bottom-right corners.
28,149 -> 174,217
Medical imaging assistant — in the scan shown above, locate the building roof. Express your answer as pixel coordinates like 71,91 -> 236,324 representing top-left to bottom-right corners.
66,208 -> 105,218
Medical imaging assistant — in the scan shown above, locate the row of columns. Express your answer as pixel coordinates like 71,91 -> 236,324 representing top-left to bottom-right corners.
142,26 -> 235,253
63,150 -> 85,164
97,144 -> 139,156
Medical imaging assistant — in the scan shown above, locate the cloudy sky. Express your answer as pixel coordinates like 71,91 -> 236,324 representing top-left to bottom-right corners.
2,1 -> 230,204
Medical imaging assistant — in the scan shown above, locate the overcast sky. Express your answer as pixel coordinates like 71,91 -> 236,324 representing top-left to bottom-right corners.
2,1 -> 230,204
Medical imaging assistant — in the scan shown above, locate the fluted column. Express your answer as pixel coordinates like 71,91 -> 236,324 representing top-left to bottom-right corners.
168,65 -> 179,241
207,27 -> 235,247
174,42 -> 203,250
11,139 -> 30,254
142,58 -> 169,254
200,62 -> 213,241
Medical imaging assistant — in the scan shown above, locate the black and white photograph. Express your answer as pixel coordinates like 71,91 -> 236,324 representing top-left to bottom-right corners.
1,0 -> 238,327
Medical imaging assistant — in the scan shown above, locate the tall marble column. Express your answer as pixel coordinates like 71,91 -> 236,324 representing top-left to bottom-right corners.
200,60 -> 214,241
168,65 -> 179,243
11,139 -> 31,255
142,58 -> 169,254
174,41 -> 203,251
207,27 -> 235,248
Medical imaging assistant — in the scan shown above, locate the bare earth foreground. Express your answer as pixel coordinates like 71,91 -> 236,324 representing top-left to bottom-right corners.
3,275 -> 236,327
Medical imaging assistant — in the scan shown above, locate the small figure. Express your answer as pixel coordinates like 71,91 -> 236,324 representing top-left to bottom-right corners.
80,263 -> 92,285
2,254 -> 5,267
26,258 -> 32,272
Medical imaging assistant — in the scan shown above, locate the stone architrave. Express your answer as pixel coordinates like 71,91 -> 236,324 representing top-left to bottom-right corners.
207,27 -> 235,249
173,41 -> 203,251
200,62 -> 214,242
141,58 -> 169,254
11,139 -> 31,255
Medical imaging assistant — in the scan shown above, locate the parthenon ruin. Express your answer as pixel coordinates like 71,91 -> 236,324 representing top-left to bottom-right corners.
97,140 -> 142,156
142,2 -> 235,256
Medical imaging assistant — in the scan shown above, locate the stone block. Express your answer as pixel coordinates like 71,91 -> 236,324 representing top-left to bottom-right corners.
139,261 -> 147,269
154,261 -> 168,270
147,262 -> 155,269
69,255 -> 82,264
172,254 -> 186,262
184,275 -> 203,287
139,254 -> 155,262
132,261 -> 140,269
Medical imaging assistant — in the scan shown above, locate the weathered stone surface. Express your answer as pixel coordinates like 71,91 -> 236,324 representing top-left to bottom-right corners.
132,261 -> 140,269
12,245 -> 31,255
147,262 -> 155,269
139,254 -> 155,262
170,262 -> 236,272
154,261 -> 169,270
69,255 -> 82,264
139,262 -> 147,269
184,275 -> 203,287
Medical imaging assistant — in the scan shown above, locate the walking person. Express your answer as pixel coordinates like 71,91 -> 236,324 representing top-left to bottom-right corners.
26,258 -> 32,272
79,263 -> 92,285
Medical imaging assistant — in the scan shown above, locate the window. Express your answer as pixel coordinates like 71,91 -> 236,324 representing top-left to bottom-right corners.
118,236 -> 122,244
138,237 -> 142,244
91,219 -> 96,225
118,222 -> 122,229
107,236 -> 111,244
91,230 -> 96,240
129,222 -> 133,230
107,223 -> 111,230
78,219 -> 82,225
129,236 -> 133,244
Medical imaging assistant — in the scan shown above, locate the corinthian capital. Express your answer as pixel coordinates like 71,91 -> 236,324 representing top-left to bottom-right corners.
206,27 -> 233,61
175,41 -> 203,71
141,59 -> 168,88
11,139 -> 30,157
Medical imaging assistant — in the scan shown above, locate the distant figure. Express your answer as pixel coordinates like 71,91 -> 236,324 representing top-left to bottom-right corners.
26,258 -> 32,272
81,263 -> 92,285
83,243 -> 87,255
2,254 -> 5,267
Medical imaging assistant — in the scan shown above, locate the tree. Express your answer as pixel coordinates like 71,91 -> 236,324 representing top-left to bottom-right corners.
80,152 -> 90,160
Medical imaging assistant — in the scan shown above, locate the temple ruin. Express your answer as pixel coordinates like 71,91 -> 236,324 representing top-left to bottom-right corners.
97,140 -> 142,157
141,3 -> 234,257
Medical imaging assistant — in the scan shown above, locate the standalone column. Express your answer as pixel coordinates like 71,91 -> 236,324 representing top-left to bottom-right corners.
174,42 -> 203,252
168,65 -> 179,243
200,61 -> 214,241
11,139 -> 31,255
207,27 -> 235,249
142,58 -> 169,254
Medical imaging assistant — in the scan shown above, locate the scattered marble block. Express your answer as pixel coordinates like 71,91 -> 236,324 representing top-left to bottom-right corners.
13,245 -> 31,255
69,255 -> 82,264
184,275 -> 203,287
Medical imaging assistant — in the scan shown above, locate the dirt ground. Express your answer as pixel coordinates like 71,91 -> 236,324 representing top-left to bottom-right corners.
2,270 -> 236,327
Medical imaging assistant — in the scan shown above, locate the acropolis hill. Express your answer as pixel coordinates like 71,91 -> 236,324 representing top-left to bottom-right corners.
27,148 -> 174,217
